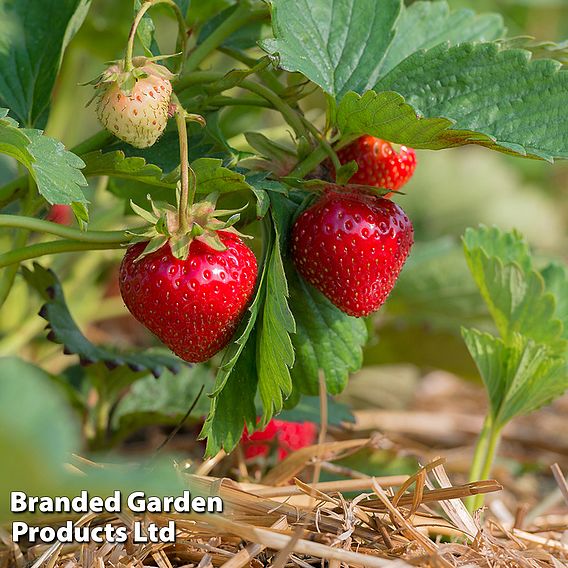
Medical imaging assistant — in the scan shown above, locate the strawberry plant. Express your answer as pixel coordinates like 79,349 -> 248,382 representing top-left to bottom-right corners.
0,0 -> 568,514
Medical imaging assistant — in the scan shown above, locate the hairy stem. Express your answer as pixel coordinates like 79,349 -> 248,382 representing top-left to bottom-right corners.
174,100 -> 191,231
0,241 -> 125,268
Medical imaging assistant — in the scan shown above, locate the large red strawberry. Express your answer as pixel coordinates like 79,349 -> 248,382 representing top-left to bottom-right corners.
291,187 -> 413,317
241,419 -> 317,461
335,136 -> 416,194
92,57 -> 173,148
120,232 -> 257,363
119,191 -> 257,363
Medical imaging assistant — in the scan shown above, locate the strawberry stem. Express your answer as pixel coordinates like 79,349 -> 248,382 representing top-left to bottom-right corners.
125,0 -> 188,74
174,99 -> 191,232
300,115 -> 342,172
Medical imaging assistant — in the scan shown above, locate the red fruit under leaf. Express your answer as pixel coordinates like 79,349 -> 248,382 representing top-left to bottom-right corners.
47,205 -> 73,226
291,187 -> 413,317
242,419 -> 317,461
119,232 -> 257,363
335,136 -> 416,194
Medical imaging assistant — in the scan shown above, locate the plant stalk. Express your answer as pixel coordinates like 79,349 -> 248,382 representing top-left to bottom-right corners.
0,240 -> 125,268
125,0 -> 188,73
0,215 -> 131,243
467,414 -> 502,512
174,102 -> 191,231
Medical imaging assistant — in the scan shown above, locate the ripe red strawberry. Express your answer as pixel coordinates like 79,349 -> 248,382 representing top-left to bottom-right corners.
93,58 -> 173,148
241,419 -> 317,461
46,205 -> 72,225
291,187 -> 413,317
335,136 -> 416,194
119,232 -> 257,363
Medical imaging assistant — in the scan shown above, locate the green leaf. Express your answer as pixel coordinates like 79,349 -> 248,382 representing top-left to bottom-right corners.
191,158 -> 254,194
287,265 -> 367,396
200,193 -> 296,454
0,357 -> 186,523
380,1 -> 504,76
261,0 -> 401,99
200,230 -> 271,454
24,128 -> 88,204
82,150 -> 174,188
337,90 -> 487,150
202,331 -> 258,455
22,263 -> 184,378
375,42 -> 568,160
462,328 -> 567,428
256,198 -> 295,423
112,365 -> 212,440
0,112 -> 87,204
462,226 -> 564,351
0,0 -> 92,128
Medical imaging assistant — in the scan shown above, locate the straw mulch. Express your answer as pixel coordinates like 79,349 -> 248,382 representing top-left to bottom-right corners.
1,440 -> 567,568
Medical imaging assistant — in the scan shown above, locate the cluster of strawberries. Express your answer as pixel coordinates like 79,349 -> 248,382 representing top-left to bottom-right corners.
68,60 -> 417,456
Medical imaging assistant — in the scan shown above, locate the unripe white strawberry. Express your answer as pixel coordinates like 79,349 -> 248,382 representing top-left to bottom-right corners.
93,57 -> 174,149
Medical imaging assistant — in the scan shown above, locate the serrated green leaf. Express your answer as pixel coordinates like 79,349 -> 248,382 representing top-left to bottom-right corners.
462,328 -> 567,428
287,265 -> 367,396
82,150 -> 173,188
24,128 -> 88,204
200,192 -> 296,454
375,42 -> 568,160
0,0 -> 92,127
462,226 -> 564,351
256,199 -> 295,423
22,263 -> 184,378
0,112 -> 88,204
191,157 -> 253,194
262,0 -> 401,100
380,1 -> 504,76
202,331 -> 258,456
199,220 -> 273,454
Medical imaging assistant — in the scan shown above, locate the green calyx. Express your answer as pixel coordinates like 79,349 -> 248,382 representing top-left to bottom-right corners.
86,56 -> 175,99
127,191 -> 250,261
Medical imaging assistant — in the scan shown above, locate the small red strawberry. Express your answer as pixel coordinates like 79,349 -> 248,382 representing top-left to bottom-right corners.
119,192 -> 257,363
93,57 -> 173,148
46,205 -> 73,225
291,186 -> 413,317
335,136 -> 416,194
241,419 -> 317,461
